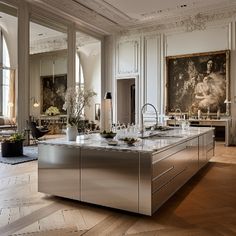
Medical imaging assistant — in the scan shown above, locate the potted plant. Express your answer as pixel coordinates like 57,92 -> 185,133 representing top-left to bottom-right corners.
0,133 -> 25,157
63,87 -> 97,141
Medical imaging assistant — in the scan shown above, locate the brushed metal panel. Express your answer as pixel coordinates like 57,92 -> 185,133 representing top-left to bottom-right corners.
152,142 -> 188,192
151,137 -> 198,213
199,135 -> 207,169
139,152 -> 152,215
207,148 -> 214,161
38,144 -> 80,200
152,143 -> 187,177
152,168 -> 187,213
81,148 -> 139,213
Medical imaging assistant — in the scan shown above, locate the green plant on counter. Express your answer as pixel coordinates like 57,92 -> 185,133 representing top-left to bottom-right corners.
100,130 -> 117,139
0,132 -> 25,143
101,130 -> 116,134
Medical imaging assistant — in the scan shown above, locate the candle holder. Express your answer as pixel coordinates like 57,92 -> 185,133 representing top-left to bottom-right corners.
224,99 -> 231,116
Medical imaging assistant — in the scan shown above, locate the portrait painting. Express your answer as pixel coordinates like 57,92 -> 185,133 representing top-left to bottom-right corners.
166,50 -> 230,114
40,74 -> 67,114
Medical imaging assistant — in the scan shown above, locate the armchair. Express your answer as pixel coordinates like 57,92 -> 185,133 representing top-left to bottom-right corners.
29,121 -> 50,141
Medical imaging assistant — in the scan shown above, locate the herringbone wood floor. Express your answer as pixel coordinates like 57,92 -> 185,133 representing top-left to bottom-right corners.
0,142 -> 235,236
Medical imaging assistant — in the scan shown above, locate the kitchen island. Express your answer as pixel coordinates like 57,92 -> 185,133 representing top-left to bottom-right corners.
38,127 -> 214,215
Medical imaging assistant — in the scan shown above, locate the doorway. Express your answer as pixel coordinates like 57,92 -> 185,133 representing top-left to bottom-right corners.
117,78 -> 135,125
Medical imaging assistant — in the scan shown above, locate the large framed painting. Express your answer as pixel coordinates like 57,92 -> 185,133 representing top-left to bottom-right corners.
166,50 -> 230,115
40,74 -> 67,114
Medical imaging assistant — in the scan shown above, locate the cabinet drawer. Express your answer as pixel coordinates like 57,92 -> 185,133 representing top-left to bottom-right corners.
152,142 -> 188,192
152,142 -> 187,178
206,141 -> 214,152
152,168 -> 187,213
152,142 -> 187,164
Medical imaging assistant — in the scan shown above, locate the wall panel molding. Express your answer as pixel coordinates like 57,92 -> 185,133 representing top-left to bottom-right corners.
143,34 -> 161,114
116,37 -> 140,76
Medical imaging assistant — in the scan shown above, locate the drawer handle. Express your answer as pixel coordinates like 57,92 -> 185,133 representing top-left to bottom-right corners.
153,147 -> 186,164
152,166 -> 174,181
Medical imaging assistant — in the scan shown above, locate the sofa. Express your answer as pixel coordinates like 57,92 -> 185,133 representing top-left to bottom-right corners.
0,116 -> 17,130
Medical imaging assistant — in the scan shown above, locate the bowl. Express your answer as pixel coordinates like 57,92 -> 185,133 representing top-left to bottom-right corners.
123,137 -> 139,146
107,140 -> 118,146
100,132 -> 117,139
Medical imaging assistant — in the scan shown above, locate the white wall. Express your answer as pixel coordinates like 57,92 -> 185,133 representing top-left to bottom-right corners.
79,42 -> 101,123
166,27 -> 229,56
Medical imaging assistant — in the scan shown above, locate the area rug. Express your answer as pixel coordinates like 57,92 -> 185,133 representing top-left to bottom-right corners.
0,146 -> 38,165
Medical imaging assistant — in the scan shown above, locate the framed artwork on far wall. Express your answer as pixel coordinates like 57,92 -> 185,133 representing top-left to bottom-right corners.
166,50 -> 230,115
40,74 -> 67,114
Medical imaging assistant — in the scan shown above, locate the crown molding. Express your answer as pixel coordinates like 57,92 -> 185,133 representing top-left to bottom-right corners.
118,7 -> 236,36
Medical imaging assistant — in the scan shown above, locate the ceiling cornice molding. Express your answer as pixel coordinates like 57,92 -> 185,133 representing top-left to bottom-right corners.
118,6 -> 236,36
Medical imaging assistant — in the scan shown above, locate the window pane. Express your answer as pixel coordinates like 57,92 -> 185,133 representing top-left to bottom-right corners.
2,35 -> 10,116
3,36 -> 10,67
2,69 -> 10,116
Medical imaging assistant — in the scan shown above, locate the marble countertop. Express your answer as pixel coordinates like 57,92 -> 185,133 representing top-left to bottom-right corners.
39,127 -> 214,154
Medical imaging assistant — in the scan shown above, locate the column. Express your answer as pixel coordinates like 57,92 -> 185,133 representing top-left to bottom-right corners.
17,1 -> 29,132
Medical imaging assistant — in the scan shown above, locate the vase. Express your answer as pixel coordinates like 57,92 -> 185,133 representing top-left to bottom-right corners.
66,126 -> 78,141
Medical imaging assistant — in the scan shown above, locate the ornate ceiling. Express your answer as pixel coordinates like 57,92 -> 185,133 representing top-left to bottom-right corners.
33,0 -> 236,34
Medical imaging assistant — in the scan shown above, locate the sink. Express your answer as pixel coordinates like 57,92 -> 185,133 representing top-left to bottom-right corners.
140,133 -> 183,139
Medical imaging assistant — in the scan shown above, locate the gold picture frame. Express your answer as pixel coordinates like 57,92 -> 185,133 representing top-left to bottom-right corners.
166,50 -> 230,115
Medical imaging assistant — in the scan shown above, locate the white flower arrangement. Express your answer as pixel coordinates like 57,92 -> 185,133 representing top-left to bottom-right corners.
63,87 -> 97,127
45,106 -> 60,116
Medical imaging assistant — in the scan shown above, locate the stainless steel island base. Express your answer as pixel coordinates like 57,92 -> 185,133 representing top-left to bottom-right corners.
38,128 -> 214,215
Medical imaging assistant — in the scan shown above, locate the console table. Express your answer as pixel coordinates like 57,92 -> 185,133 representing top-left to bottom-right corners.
37,115 -> 67,134
166,118 -> 231,146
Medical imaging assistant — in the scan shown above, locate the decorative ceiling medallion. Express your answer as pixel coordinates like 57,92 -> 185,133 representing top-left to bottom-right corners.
183,13 -> 207,32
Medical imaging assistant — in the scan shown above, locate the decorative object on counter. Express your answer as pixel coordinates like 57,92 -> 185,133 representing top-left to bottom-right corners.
107,140 -> 118,146
0,132 -> 25,157
104,92 -> 113,130
123,137 -> 139,146
67,125 -> 78,141
45,106 -> 60,116
95,103 -> 100,121
63,87 -> 97,141
100,130 -> 116,139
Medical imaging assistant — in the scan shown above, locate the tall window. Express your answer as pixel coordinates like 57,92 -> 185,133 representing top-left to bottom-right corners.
0,30 -> 10,116
2,34 -> 10,116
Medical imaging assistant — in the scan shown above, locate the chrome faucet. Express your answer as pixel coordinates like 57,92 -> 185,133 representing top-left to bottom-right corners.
174,108 -> 182,126
141,103 -> 158,138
